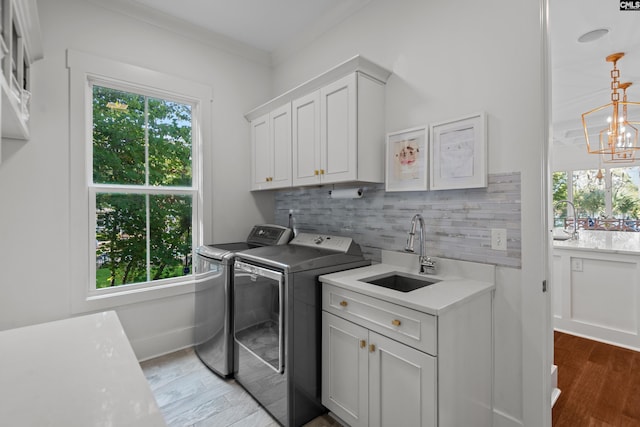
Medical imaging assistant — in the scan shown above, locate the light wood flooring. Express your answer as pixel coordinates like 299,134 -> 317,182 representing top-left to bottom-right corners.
140,347 -> 343,427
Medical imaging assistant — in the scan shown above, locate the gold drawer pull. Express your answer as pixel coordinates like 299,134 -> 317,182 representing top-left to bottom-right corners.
314,170 -> 319,176
339,300 -> 348,307
320,169 -> 325,175
360,339 -> 366,349
369,343 -> 376,353
391,319 -> 402,327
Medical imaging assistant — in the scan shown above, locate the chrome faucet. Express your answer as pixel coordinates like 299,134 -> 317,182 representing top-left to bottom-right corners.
405,214 -> 437,275
554,199 -> 579,240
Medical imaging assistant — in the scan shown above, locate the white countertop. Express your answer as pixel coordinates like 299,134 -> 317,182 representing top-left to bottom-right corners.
319,251 -> 496,316
553,230 -> 640,255
0,311 -> 167,427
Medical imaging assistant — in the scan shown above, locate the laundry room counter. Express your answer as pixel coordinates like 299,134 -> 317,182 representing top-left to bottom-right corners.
0,311 -> 166,426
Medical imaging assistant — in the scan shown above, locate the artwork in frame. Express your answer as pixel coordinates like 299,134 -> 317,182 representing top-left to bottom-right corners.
429,112 -> 487,190
385,126 -> 428,192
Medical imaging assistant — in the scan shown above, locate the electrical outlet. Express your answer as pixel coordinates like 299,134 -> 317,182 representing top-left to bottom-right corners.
491,228 -> 507,251
571,258 -> 583,272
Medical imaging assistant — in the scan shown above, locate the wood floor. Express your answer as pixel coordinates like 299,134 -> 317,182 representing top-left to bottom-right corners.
553,331 -> 640,426
140,347 -> 343,427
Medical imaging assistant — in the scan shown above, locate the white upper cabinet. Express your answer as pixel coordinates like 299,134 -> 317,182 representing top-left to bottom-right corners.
292,90 -> 321,186
250,103 -> 292,190
1,0 -> 43,140
246,56 -> 391,191
319,74 -> 357,184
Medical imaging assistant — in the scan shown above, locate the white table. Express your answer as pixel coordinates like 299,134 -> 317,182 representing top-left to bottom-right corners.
0,311 -> 167,426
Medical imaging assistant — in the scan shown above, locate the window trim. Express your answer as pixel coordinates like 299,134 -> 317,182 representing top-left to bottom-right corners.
68,50 -> 212,314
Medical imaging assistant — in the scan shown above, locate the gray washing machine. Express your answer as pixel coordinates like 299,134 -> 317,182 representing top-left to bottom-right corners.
232,233 -> 370,426
194,224 -> 291,378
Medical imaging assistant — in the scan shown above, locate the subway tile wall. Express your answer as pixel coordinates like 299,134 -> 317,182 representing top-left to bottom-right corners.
274,172 -> 521,268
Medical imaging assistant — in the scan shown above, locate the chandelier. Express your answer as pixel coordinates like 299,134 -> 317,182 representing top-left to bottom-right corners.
582,52 -> 640,161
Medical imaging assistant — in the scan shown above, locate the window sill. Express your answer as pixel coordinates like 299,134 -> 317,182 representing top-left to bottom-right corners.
71,277 -> 196,315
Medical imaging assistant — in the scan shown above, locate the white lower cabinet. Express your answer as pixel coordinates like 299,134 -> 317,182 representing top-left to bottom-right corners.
321,283 -> 493,427
322,312 -> 436,427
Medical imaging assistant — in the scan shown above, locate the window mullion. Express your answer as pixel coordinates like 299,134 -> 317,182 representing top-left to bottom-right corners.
146,193 -> 151,283
606,167 -> 612,217
144,97 -> 151,283
145,96 -> 150,186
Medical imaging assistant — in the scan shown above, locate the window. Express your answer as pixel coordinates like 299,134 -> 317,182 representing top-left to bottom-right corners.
92,85 -> 194,288
572,169 -> 605,218
553,166 -> 640,231
611,167 -> 640,219
68,50 -> 212,312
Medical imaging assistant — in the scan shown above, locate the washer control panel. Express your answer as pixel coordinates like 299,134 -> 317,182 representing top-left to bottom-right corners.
290,233 -> 355,253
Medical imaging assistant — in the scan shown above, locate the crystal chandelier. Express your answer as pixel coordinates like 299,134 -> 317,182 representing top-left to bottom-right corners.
582,52 -> 640,162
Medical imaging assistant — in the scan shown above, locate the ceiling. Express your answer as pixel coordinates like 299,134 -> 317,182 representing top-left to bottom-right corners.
112,0 -> 639,147
551,0 -> 640,146
115,0 -> 370,55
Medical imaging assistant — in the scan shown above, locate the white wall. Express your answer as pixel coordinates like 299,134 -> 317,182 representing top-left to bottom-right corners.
0,0 -> 274,358
0,1 -> 549,425
552,142 -> 640,171
270,1 -> 547,425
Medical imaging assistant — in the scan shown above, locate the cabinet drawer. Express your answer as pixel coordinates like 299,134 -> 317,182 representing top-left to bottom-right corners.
323,284 -> 437,355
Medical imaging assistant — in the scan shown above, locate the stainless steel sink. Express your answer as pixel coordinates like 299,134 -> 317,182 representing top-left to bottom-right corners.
361,272 -> 440,292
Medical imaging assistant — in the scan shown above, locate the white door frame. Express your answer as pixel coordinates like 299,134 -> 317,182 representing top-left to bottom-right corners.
522,0 -> 552,426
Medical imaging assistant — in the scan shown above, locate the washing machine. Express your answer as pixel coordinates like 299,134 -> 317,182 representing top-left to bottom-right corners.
194,224 -> 291,377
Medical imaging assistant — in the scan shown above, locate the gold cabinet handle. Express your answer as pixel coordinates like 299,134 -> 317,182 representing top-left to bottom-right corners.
314,170 -> 319,176
360,339 -> 366,349
339,300 -> 348,307
320,169 -> 325,175
369,343 -> 376,353
391,319 -> 402,327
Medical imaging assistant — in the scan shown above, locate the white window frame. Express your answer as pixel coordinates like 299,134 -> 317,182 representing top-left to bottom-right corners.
68,50 -> 212,314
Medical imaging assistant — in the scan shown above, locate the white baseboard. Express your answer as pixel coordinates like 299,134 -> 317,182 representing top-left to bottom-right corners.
552,388 -> 562,407
130,325 -> 194,361
551,364 -> 561,407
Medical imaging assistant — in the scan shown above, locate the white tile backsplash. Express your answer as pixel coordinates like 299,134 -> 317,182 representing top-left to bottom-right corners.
275,172 -> 521,268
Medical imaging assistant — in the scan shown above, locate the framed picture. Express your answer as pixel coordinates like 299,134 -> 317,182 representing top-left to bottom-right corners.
385,126 -> 428,192
429,112 -> 487,190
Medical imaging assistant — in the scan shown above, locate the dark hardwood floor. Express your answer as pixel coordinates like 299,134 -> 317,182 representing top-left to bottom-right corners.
553,331 -> 640,426
140,348 -> 343,427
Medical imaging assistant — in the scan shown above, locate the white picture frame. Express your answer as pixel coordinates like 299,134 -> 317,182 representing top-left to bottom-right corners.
385,126 -> 428,192
429,112 -> 487,190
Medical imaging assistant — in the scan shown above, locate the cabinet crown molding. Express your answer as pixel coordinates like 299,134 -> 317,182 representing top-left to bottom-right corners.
244,55 -> 391,122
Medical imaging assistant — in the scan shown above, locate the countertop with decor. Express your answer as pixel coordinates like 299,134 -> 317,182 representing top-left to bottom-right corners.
553,230 -> 640,254
0,311 -> 167,426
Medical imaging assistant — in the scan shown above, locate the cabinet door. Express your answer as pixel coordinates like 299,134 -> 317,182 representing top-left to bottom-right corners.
269,103 -> 292,188
250,113 -> 271,190
369,331 -> 437,427
292,91 -> 321,186
322,312 -> 369,427
250,105 -> 291,191
320,73 -> 357,184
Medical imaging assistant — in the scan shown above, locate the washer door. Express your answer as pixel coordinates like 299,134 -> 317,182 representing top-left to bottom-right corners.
233,261 -> 284,373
